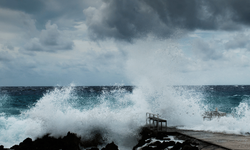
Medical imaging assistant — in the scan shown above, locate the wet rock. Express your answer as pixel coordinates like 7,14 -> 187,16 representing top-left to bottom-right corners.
182,145 -> 199,150
141,146 -> 156,150
133,138 -> 146,149
158,141 -> 175,149
10,145 -> 19,150
145,139 -> 152,144
33,134 -> 62,150
10,138 -> 34,150
62,132 -> 81,150
101,142 -> 118,150
10,132 -> 81,150
148,141 -> 161,147
156,132 -> 168,140
183,139 -> 199,146
182,139 -> 192,145
133,127 -> 155,150
22,138 -> 33,145
139,127 -> 155,140
171,142 -> 182,150
81,132 -> 105,148
163,137 -> 171,140
180,140 -> 199,150
87,148 -> 99,150
19,138 -> 34,150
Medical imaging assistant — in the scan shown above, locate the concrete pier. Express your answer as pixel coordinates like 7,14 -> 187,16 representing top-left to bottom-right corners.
169,127 -> 250,150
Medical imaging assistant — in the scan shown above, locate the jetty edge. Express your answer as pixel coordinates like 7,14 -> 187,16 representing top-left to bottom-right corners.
132,112 -> 230,150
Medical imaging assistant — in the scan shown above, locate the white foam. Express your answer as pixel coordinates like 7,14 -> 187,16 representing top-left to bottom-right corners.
0,86 -> 143,149
136,136 -> 185,150
182,100 -> 250,134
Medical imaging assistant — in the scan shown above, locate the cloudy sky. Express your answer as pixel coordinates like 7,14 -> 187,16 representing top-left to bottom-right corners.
1,0 -> 250,86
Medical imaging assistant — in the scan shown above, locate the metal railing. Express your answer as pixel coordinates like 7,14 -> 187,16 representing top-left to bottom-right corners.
146,112 -> 167,132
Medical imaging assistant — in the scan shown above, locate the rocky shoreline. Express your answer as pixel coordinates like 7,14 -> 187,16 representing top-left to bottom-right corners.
0,132 -> 119,150
0,127 -> 227,150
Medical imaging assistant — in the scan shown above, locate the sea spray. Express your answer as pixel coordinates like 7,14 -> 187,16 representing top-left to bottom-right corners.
2,85 -> 250,149
188,97 -> 250,134
0,86 -> 143,149
0,84 -> 205,149
124,40 -> 206,128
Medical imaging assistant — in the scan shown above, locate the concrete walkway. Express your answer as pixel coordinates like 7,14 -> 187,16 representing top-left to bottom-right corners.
173,128 -> 250,150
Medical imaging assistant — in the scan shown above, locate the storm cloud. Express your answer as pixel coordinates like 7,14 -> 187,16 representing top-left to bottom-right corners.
85,0 -> 250,41
1,0 -> 250,86
0,0 -> 99,29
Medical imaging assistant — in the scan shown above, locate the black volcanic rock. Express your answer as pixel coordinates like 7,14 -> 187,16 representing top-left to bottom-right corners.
132,126 -> 201,150
141,146 -> 155,150
148,141 -> 161,147
182,144 -> 199,150
9,131 -> 120,150
0,145 -> 4,150
101,142 -> 118,150
10,145 -> 19,150
10,132 -> 81,150
171,142 -> 182,150
87,148 -> 99,150
61,132 -> 81,150
80,131 -> 105,148
158,141 -> 175,149
133,127 -> 156,150
156,132 -> 168,140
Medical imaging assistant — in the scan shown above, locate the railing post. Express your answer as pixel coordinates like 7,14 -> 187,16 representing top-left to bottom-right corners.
146,112 -> 167,132
157,114 -> 159,132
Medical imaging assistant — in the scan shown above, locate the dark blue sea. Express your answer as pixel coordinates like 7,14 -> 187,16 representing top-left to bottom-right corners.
0,85 -> 250,149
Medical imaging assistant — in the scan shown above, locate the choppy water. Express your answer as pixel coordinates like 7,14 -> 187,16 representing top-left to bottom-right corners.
0,85 -> 250,149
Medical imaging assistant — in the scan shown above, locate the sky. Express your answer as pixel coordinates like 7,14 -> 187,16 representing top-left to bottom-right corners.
1,0 -> 250,86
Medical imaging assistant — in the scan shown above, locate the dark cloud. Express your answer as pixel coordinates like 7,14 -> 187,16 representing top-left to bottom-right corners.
85,0 -> 250,41
0,0 -> 45,14
0,0 -> 93,29
23,21 -> 74,52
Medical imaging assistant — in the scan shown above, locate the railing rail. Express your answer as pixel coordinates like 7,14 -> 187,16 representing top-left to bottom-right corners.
146,112 -> 167,132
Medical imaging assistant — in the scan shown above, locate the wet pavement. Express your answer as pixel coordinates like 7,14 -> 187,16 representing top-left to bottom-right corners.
171,128 -> 250,150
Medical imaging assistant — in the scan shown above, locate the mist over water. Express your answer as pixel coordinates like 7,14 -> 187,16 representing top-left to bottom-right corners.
124,40 -> 250,135
124,40 -> 205,127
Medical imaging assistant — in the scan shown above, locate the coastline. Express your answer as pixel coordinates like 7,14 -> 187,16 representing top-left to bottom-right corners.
0,126 -> 232,150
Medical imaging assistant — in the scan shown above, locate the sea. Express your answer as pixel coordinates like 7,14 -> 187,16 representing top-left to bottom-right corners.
0,85 -> 250,149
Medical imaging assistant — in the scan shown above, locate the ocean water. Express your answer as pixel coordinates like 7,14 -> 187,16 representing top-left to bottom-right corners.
0,85 -> 250,149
